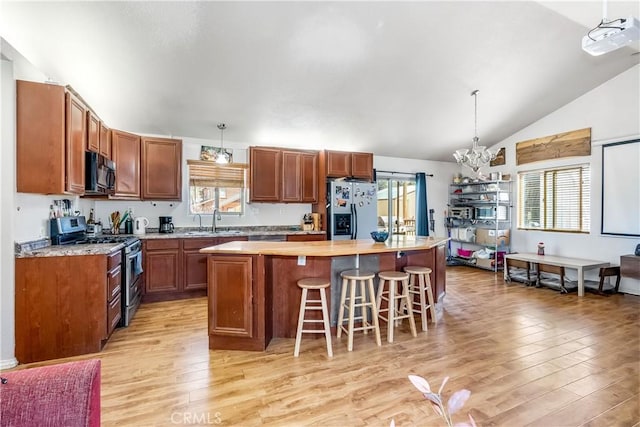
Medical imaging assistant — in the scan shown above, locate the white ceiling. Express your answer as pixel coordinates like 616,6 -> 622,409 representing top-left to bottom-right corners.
1,1 -> 639,161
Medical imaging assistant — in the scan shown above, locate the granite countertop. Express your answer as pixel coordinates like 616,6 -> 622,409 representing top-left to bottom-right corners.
15,226 -> 325,258
15,242 -> 126,258
139,228 -> 325,239
200,236 -> 450,257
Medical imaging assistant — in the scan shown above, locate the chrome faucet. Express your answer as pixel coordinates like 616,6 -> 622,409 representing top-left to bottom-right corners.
193,214 -> 203,231
211,209 -> 221,232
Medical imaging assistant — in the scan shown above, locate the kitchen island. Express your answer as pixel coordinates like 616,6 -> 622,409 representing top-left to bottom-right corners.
200,236 -> 448,351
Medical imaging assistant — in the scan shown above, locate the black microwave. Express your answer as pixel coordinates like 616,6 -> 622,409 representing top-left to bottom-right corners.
85,152 -> 115,195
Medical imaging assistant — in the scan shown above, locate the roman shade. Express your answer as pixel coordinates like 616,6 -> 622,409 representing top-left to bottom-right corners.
187,160 -> 247,188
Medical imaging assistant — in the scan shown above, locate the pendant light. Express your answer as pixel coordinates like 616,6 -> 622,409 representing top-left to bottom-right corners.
216,123 -> 230,164
453,89 -> 496,174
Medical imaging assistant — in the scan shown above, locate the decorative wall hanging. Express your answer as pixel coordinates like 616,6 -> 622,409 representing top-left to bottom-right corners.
490,147 -> 506,166
516,127 -> 591,165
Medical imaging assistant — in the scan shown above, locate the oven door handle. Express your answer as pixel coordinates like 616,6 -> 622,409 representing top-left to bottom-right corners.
127,251 -> 143,275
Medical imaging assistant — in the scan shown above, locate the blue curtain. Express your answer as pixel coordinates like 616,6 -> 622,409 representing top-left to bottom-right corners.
415,172 -> 429,236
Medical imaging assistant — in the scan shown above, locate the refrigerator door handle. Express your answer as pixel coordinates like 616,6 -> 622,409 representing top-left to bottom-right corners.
352,203 -> 357,240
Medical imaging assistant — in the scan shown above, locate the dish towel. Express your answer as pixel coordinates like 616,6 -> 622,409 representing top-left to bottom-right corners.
134,252 -> 143,275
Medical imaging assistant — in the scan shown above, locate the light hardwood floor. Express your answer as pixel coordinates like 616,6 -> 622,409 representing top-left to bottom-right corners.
8,266 -> 640,426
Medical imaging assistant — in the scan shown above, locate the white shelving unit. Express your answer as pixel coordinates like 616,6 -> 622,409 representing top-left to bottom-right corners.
446,180 -> 512,272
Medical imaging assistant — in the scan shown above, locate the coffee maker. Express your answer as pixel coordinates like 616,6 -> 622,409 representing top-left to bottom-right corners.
159,216 -> 174,233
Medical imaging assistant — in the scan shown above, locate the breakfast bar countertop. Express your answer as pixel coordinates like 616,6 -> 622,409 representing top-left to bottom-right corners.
200,236 -> 449,257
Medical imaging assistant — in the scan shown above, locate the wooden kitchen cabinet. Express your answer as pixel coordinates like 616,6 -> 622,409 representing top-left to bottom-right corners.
286,234 -> 326,242
250,147 -> 282,202
351,152 -> 374,180
16,80 -> 86,195
183,238 -> 218,291
87,110 -> 100,153
141,137 -> 182,201
251,147 -> 318,203
326,150 -> 351,177
300,152 -> 318,202
143,239 -> 181,294
208,255 -> 268,350
106,249 -> 123,335
325,150 -> 374,181
281,150 -> 302,202
15,254 -> 111,364
99,122 -> 112,159
183,236 -> 247,291
144,236 -> 249,301
111,129 -> 141,199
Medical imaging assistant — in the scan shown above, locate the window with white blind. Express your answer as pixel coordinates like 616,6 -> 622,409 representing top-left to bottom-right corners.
187,160 -> 247,215
518,165 -> 590,232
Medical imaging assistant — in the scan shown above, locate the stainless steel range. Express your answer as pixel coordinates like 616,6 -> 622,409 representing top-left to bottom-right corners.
50,216 -> 142,327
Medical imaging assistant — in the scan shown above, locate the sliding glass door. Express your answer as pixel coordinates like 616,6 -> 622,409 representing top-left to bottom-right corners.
376,176 -> 416,236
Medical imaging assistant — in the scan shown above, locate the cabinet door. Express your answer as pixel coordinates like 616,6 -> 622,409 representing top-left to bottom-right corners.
141,137 -> 182,200
86,111 -> 100,153
250,147 -> 281,202
99,122 -> 111,159
281,150 -> 302,202
112,129 -> 141,199
183,238 -> 217,291
301,152 -> 318,203
145,249 -> 181,293
326,150 -> 351,177
16,80 -> 66,194
351,152 -> 374,181
208,256 -> 253,337
65,93 -> 86,194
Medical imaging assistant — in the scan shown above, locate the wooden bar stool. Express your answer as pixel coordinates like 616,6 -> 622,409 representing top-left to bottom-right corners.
402,266 -> 437,331
294,278 -> 333,357
376,271 -> 417,343
337,269 -> 382,351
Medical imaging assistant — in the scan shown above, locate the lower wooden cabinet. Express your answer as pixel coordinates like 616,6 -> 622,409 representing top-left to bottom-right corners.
15,254 -> 111,364
143,237 -> 248,301
207,254 -> 268,351
106,249 -> 122,336
285,234 -> 326,242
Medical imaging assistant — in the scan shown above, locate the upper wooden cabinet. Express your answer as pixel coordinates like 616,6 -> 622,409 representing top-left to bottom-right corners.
326,150 -> 374,181
86,111 -> 100,153
99,122 -> 111,159
250,147 -> 282,202
351,152 -> 374,180
250,147 -> 318,203
300,152 -> 318,203
65,92 -> 87,194
281,150 -> 301,202
16,80 -> 86,195
141,137 -> 182,201
111,129 -> 141,199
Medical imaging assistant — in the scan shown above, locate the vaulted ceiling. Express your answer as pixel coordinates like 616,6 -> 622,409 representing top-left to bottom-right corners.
2,1 -> 638,161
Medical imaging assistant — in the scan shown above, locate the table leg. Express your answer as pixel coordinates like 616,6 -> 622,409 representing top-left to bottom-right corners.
577,266 -> 584,297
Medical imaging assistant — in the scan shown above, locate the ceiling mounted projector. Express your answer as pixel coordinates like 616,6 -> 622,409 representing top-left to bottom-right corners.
582,15 -> 640,56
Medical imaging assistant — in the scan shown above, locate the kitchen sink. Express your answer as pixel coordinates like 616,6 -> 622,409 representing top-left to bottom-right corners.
184,231 -> 214,236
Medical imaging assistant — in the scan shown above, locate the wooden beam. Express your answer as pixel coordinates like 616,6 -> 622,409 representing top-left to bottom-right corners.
516,127 -> 591,165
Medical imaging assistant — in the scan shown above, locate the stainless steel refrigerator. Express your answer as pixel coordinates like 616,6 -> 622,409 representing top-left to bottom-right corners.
327,180 -> 378,240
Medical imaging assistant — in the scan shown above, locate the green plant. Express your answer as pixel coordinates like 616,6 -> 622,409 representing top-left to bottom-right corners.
405,375 -> 475,427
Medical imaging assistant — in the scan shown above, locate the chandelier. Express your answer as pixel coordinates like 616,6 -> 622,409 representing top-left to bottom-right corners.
453,89 -> 496,173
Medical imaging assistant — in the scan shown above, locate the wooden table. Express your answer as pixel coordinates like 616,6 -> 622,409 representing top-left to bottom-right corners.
503,253 -> 609,297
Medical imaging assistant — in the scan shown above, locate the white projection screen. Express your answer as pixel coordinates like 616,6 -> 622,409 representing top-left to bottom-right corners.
601,139 -> 640,236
